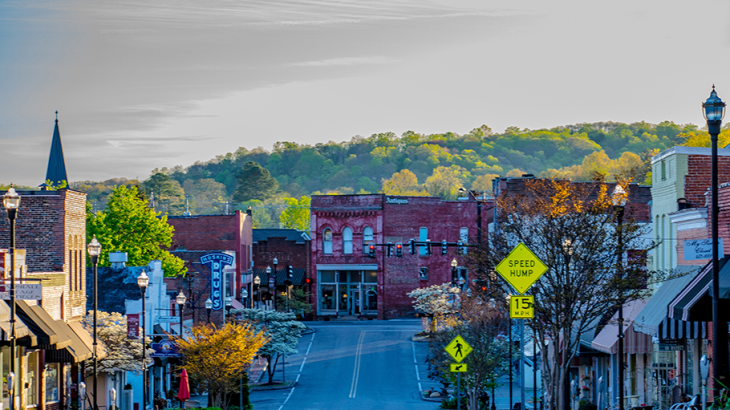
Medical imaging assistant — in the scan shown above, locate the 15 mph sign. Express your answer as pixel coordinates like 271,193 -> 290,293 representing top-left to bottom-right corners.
495,243 -> 548,294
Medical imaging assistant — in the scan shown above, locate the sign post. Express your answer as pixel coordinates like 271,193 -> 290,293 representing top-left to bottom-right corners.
496,243 -> 548,410
446,335 -> 472,410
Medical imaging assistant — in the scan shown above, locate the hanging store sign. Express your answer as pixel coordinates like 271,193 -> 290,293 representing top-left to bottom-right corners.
200,252 -> 234,311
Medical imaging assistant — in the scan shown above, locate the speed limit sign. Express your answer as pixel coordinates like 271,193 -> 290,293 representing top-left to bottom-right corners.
510,295 -> 534,319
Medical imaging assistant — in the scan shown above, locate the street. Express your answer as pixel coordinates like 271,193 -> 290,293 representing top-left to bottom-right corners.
250,320 -> 437,410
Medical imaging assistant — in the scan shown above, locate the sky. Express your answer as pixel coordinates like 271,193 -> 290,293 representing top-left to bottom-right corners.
1,0 -> 730,186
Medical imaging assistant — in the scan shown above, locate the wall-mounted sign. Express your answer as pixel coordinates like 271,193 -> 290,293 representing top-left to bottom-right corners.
684,238 -> 723,260
0,283 -> 42,300
200,252 -> 235,311
127,313 -> 140,339
385,197 -> 408,205
151,340 -> 180,357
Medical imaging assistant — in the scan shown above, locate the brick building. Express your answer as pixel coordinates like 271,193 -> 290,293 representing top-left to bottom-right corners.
0,188 -> 99,410
310,194 -> 485,319
166,211 -> 253,324
251,229 -> 311,307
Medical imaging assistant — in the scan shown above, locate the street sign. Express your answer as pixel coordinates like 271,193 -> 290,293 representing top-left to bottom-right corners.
445,335 -> 472,363
450,363 -> 467,372
495,243 -> 548,294
510,295 -> 534,319
157,316 -> 180,323
0,283 -> 42,300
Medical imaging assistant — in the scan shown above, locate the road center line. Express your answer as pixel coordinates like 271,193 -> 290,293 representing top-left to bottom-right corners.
283,387 -> 295,404
299,357 -> 306,372
348,331 -> 365,399
415,364 -> 420,380
306,342 -> 312,356
296,373 -> 301,383
412,341 -> 417,364
311,333 -> 315,341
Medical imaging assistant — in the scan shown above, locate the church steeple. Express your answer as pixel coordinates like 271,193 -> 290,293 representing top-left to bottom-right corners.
45,111 -> 68,188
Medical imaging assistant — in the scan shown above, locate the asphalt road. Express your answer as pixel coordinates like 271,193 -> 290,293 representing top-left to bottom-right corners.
250,320 -> 438,410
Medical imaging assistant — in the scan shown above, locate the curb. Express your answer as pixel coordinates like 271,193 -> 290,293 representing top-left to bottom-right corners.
250,381 -> 297,391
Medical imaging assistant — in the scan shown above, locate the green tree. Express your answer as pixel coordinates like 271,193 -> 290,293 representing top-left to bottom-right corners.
278,196 -> 311,233
423,166 -> 466,199
143,172 -> 186,214
87,185 -> 186,276
233,161 -> 279,202
382,169 -> 426,196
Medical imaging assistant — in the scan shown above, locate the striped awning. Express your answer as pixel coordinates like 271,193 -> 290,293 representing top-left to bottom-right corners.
591,299 -> 653,355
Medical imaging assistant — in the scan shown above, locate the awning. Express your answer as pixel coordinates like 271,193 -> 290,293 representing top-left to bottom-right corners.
231,298 -> 245,310
0,301 -> 35,343
668,257 -> 730,322
591,299 -> 653,355
45,320 -> 93,363
634,265 -> 706,339
68,321 -> 108,360
15,301 -> 72,349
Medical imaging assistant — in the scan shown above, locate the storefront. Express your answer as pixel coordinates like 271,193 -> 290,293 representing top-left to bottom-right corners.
316,265 -> 378,317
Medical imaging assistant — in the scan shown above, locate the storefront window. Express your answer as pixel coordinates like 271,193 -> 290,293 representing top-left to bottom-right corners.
338,284 -> 348,311
45,363 -> 59,402
364,271 -> 377,283
27,352 -> 38,407
321,285 -> 336,310
319,270 -> 378,314
364,285 -> 378,311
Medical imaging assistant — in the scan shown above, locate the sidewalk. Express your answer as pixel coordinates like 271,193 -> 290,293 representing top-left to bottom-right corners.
491,375 -> 541,410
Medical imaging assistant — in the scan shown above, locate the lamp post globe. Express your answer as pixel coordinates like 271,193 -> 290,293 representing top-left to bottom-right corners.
254,275 -> 261,307
3,187 -> 19,410
137,270 -> 149,410
703,86 -> 729,394
205,298 -> 213,323
176,291 -> 186,338
87,235 -> 102,410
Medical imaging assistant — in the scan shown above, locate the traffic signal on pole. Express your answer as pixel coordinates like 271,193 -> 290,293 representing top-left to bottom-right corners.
458,241 -> 467,255
408,239 -> 416,255
387,242 -> 393,257
285,265 -> 294,285
395,243 -> 403,258
369,244 -> 376,258
425,240 -> 432,256
441,240 -> 448,255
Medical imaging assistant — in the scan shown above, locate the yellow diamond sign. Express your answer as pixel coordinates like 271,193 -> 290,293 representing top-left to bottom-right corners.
495,243 -> 548,294
445,335 -> 472,363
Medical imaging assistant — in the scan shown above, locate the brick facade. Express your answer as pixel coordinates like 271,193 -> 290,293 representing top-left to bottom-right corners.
310,194 -> 482,319
684,154 -> 730,208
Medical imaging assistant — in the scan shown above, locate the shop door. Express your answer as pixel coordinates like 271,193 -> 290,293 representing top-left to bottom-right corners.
349,289 -> 361,315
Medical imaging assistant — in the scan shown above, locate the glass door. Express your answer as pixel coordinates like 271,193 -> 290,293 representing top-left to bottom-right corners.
349,289 -> 361,315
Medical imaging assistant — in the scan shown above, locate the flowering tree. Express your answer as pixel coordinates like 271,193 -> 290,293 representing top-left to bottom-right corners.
174,322 -> 267,409
83,311 -> 153,373
234,309 -> 306,384
407,283 -> 460,333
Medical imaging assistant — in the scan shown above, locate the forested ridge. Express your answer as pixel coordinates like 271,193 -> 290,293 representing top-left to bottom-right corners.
68,120 -> 729,226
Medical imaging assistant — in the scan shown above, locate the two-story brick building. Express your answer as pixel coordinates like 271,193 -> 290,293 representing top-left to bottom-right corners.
310,194 -> 485,319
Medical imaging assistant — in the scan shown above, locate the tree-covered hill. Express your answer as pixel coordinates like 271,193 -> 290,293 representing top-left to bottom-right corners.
72,120 -> 726,222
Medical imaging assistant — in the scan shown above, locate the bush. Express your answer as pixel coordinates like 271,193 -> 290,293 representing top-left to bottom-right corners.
440,396 -> 468,409
578,401 -> 597,410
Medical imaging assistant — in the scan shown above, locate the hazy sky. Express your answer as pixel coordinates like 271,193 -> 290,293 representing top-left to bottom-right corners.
2,0 -> 730,186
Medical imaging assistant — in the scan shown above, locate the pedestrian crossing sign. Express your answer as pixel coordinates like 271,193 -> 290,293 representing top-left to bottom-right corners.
444,335 -> 472,363
450,363 -> 467,372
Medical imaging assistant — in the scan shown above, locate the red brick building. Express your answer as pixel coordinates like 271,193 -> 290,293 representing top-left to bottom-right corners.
166,210 -> 253,323
310,194 -> 486,319
251,229 -> 311,306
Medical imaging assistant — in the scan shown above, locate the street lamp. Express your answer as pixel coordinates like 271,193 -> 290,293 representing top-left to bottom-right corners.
109,388 -> 117,410
79,382 -> 86,410
612,184 -> 628,410
6,372 -> 14,410
451,258 -> 458,287
137,270 -> 150,410
272,258 -> 278,311
87,236 -> 102,410
205,298 -> 213,323
3,187 -> 19,410
704,86 -> 729,393
254,275 -> 261,308
241,288 -> 248,308
225,296 -> 232,322
176,290 -> 186,338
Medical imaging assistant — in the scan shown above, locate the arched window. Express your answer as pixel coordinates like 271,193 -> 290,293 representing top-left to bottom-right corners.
343,227 -> 353,254
323,228 -> 333,254
362,226 -> 374,254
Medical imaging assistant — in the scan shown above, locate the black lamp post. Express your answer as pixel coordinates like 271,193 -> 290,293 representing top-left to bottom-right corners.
272,258 -> 278,311
703,86 -> 729,393
241,288 -> 248,309
87,236 -> 102,410
3,187 -> 19,410
254,275 -> 261,308
612,185 -> 627,410
137,270 -> 150,410
451,258 -> 458,287
176,290 -> 186,338
205,298 -> 212,323
225,296 -> 232,323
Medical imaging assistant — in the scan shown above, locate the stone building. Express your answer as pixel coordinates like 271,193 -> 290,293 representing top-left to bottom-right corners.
310,194 -> 484,319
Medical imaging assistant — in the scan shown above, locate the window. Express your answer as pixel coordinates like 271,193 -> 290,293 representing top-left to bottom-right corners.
45,363 -> 59,402
661,160 -> 666,180
343,227 -> 353,254
362,226 -> 374,254
323,228 -> 333,254
419,227 -> 429,256
460,228 -> 469,254
27,352 -> 38,407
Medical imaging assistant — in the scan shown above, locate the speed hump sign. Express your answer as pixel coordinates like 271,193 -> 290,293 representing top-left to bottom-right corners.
510,295 -> 534,319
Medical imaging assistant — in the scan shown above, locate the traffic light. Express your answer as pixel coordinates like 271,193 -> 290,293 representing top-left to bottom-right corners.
387,242 -> 393,257
285,265 -> 294,285
475,279 -> 487,292
395,243 -> 403,258
425,240 -> 432,256
369,244 -> 376,258
458,241 -> 467,255
441,240 -> 448,255
408,239 -> 416,255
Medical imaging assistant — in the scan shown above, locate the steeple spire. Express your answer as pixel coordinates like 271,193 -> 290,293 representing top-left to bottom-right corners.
45,111 -> 68,188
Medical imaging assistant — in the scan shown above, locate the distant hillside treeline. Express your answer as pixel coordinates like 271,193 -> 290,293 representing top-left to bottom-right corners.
71,121 -> 725,222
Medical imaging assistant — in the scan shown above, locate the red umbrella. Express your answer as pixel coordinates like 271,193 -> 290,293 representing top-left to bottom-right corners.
177,369 -> 191,405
